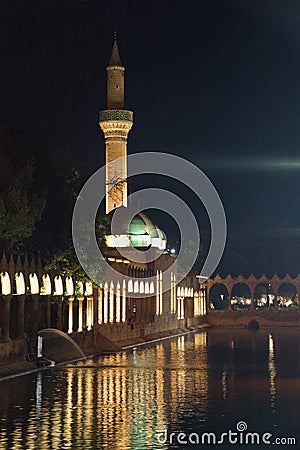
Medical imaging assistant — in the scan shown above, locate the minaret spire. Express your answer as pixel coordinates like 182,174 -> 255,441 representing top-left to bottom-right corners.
108,39 -> 123,68
99,37 -> 133,213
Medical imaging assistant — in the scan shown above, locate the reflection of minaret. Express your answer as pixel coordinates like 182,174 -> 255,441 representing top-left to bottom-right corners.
99,36 -> 133,213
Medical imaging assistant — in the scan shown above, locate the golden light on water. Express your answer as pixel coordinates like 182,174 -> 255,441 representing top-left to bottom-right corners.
2,330 -> 300,449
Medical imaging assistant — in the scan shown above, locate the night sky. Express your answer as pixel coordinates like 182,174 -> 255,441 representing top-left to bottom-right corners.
1,0 -> 300,264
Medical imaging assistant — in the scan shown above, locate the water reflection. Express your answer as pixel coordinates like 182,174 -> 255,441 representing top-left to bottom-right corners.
268,333 -> 277,412
1,329 -> 300,449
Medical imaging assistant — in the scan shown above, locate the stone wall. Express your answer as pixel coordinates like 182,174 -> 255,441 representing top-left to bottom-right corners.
207,310 -> 300,327
0,340 -> 26,364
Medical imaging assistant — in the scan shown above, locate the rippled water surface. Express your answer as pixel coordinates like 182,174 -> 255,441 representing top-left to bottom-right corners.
1,328 -> 300,449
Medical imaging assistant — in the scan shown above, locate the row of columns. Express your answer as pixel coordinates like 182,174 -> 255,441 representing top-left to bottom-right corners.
194,290 -> 207,316
0,285 -> 209,343
0,294 -> 48,342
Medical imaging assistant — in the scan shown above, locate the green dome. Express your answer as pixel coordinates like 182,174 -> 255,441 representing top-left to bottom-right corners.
129,214 -> 147,235
105,208 -> 166,249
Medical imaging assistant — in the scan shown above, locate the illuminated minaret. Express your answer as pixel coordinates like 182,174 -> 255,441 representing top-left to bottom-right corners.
99,36 -> 133,213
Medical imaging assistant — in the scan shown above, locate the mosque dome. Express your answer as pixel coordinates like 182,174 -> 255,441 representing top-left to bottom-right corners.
105,208 -> 166,250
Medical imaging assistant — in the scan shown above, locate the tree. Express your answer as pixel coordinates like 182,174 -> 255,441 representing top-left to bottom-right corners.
0,128 -> 45,251
45,209 -> 111,283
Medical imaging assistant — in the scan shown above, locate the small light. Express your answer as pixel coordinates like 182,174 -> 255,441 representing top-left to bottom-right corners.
170,248 -> 176,254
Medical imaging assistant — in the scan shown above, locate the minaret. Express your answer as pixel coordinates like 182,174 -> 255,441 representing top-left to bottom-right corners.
99,36 -> 133,214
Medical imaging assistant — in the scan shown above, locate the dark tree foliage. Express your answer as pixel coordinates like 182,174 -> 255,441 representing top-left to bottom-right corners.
0,127 -> 83,258
0,126 -> 114,280
46,209 -> 111,281
30,146 -> 83,258
0,128 -> 46,251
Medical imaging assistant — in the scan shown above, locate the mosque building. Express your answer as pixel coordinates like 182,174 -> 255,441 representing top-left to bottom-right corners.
97,36 -> 200,332
0,38 -> 206,366
0,38 -> 298,370
99,37 -> 166,251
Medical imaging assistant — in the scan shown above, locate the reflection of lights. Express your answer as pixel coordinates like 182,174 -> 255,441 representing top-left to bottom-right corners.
178,336 -> 185,352
268,333 -> 277,412
35,372 -> 42,418
221,370 -> 227,399
1,337 -> 215,449
194,331 -> 207,348
65,370 -> 73,444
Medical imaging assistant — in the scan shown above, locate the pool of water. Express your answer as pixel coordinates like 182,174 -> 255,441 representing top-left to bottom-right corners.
0,328 -> 299,449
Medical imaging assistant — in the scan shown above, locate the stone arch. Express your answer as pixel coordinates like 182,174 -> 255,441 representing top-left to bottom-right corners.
134,280 -> 139,294
145,281 -> 150,295
76,281 -> 84,297
253,283 -> 275,309
85,281 -> 93,296
1,272 -> 11,295
150,281 -> 155,295
128,279 -> 133,293
29,273 -> 39,295
41,274 -> 52,295
209,283 -> 229,310
231,283 -> 252,310
247,319 -> 259,330
139,280 -> 144,294
15,272 -> 26,295
277,283 -> 298,310
65,276 -> 74,296
54,275 -> 64,296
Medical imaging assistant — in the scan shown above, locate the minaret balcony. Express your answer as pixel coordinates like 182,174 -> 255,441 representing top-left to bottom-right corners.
99,109 -> 133,123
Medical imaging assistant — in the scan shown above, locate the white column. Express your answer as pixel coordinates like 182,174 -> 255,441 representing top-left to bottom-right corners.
170,273 -> 174,313
173,274 -> 177,313
98,286 -> 103,324
104,283 -> 108,323
177,288 -> 181,320
78,297 -> 83,332
86,296 -> 93,331
122,280 -> 126,323
116,282 -> 121,323
159,270 -> 163,315
193,293 -> 198,316
156,270 -> 160,316
68,297 -> 74,333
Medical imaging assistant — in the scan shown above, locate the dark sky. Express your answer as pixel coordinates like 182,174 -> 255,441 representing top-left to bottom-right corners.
1,0 -> 300,242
